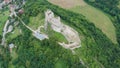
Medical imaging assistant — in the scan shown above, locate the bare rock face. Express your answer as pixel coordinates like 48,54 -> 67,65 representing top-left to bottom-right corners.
45,10 -> 81,51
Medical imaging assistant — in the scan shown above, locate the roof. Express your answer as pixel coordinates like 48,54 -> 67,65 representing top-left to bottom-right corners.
9,43 -> 14,48
33,32 -> 48,40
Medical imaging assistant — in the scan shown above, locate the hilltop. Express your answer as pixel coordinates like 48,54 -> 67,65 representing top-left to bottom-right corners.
0,0 -> 120,68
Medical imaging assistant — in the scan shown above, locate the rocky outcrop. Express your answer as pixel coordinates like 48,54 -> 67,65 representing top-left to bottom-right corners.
45,10 -> 81,51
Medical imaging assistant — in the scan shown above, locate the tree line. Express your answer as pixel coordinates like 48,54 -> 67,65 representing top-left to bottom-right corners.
85,0 -> 120,46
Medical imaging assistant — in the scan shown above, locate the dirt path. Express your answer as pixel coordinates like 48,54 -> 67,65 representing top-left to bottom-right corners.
18,16 -> 48,40
1,20 -> 10,45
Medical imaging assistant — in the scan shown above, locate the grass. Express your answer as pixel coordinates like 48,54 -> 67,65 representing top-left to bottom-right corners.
0,11 -> 9,35
6,27 -> 21,41
48,0 -> 85,8
9,48 -> 18,68
70,5 -> 117,43
29,13 -> 45,30
46,23 -> 68,43
48,0 -> 117,43
7,13 -> 44,42
51,31 -> 68,43
55,60 -> 67,68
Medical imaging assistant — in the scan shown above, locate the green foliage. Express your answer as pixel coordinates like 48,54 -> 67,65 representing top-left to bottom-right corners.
70,5 -> 117,43
11,29 -> 84,68
0,46 -> 11,68
84,0 -> 120,45
1,0 -> 120,68
0,11 -> 9,35
44,0 -> 120,67
84,0 -> 120,67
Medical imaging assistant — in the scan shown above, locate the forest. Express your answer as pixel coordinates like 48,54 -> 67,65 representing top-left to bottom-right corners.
0,0 -> 120,68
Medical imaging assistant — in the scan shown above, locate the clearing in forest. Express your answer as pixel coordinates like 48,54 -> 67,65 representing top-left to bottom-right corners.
48,0 -> 117,43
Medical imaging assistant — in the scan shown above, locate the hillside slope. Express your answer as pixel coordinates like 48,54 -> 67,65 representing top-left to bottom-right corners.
9,0 -> 120,68
0,0 -> 120,68
48,0 -> 117,43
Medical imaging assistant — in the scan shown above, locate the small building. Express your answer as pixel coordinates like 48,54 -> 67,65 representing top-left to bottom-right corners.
33,31 -> 48,40
9,43 -> 14,53
18,9 -> 24,14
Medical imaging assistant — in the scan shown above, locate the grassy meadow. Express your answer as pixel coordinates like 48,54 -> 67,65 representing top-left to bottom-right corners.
29,13 -> 45,30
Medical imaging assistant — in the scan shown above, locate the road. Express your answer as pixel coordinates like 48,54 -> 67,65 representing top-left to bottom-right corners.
17,16 -> 48,40
17,16 -> 35,32
1,20 -> 10,45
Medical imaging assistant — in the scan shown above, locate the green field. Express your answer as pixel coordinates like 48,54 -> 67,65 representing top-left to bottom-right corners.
6,27 -> 21,41
55,60 -> 67,68
29,13 -> 45,30
0,11 -> 9,35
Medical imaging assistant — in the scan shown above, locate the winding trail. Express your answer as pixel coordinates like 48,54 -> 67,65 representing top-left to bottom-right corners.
17,16 -> 34,32
17,16 -> 48,40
